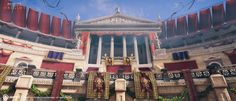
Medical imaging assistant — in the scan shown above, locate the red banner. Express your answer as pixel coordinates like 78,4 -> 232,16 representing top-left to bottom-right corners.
62,19 -> 72,39
39,13 -> 50,34
0,0 -> 12,22
27,8 -> 39,31
164,60 -> 198,71
106,65 -> 131,73
80,32 -> 90,55
13,4 -> 26,27
188,13 -> 198,33
212,3 -> 225,26
176,16 -> 187,35
41,60 -> 74,71
51,16 -> 61,36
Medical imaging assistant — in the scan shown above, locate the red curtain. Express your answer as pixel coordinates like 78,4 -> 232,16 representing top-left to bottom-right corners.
0,49 -> 14,64
13,4 -> 26,27
224,51 -> 236,64
176,16 -> 187,35
86,67 -> 99,72
164,60 -> 198,71
0,0 -> 12,22
226,0 -> 236,22
188,13 -> 198,33
106,65 -> 131,73
228,54 -> 236,64
212,3 -> 225,26
51,16 -> 61,36
27,8 -> 39,31
41,60 -> 74,71
139,68 -> 151,71
166,19 -> 176,38
80,32 -> 89,55
62,19 -> 71,39
149,32 -> 156,56
39,13 -> 50,34
199,8 -> 212,30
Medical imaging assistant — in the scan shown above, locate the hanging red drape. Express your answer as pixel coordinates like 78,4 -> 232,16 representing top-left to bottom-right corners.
188,13 -> 198,33
80,32 -> 90,55
212,3 -> 225,26
166,19 -> 176,38
0,49 -> 14,64
164,60 -> 198,71
226,0 -> 236,22
86,67 -> 99,72
149,32 -> 156,56
62,19 -> 71,39
0,0 -> 12,22
41,60 -> 74,71
39,13 -> 50,34
139,68 -> 151,71
199,8 -> 212,30
106,65 -> 131,73
223,50 -> 236,64
176,16 -> 187,35
13,4 -> 26,27
51,16 -> 61,36
27,8 -> 39,31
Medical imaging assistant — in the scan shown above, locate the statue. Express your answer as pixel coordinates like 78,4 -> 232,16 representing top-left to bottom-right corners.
140,72 -> 152,98
93,72 -> 104,98
124,57 -> 131,65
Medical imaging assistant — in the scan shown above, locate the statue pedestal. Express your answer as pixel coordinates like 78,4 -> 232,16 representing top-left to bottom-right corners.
13,75 -> 33,101
210,74 -> 231,101
115,79 -> 126,101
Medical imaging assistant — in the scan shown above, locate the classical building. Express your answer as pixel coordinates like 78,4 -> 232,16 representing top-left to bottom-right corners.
0,0 -> 236,101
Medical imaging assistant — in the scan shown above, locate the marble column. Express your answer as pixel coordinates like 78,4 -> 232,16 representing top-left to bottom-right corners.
210,74 -> 232,101
13,75 -> 33,101
110,36 -> 114,57
145,36 -> 151,64
97,36 -> 102,64
133,36 -> 139,64
123,36 -> 127,57
115,78 -> 126,101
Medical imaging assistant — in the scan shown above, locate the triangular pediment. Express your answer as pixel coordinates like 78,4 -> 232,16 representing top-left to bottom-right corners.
79,13 -> 155,24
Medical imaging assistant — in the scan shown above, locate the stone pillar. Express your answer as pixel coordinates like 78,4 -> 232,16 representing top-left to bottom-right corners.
145,36 -> 151,64
13,75 -> 33,101
97,36 -> 102,64
133,36 -> 139,64
123,36 -> 127,57
115,78 -> 126,101
210,74 -> 232,101
110,36 -> 114,57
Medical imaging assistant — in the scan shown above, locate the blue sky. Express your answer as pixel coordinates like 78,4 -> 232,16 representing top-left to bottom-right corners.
11,0 -> 225,21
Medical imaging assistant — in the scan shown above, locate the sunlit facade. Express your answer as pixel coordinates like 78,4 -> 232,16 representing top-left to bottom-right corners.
0,0 -> 236,101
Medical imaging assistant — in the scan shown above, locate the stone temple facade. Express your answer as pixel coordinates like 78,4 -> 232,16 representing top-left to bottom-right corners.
0,0 -> 236,101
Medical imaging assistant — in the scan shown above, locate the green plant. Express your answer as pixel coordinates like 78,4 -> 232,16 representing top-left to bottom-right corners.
31,84 -> 50,97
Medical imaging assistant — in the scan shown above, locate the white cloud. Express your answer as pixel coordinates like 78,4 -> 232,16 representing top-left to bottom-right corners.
89,0 -> 116,15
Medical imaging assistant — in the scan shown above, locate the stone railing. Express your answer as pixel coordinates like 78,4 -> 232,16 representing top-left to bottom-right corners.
6,64 -> 236,81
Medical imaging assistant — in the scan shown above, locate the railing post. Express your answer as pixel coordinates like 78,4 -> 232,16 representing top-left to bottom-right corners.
210,74 -> 232,101
12,75 -> 33,101
208,64 -> 232,101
